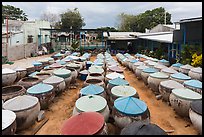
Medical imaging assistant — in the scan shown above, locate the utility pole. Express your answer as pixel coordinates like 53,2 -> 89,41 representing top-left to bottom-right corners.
164,11 -> 166,25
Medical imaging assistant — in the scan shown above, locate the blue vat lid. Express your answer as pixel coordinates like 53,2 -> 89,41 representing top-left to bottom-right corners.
171,63 -> 183,68
109,77 -> 129,86
27,83 -> 53,94
80,84 -> 104,95
159,59 -> 169,63
32,61 -> 42,66
56,60 -> 66,65
184,80 -> 202,89
130,59 -> 138,63
114,97 -> 147,116
142,68 -> 158,73
170,72 -> 191,80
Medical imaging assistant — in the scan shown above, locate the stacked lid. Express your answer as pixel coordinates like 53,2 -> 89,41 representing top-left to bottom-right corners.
53,68 -> 71,78
160,80 -> 184,89
149,72 -> 169,79
3,95 -> 39,111
61,112 -> 104,135
2,109 -> 16,131
43,75 -> 64,85
109,77 -> 129,86
142,68 -> 158,73
27,83 -> 54,95
183,80 -> 202,89
171,88 -> 202,101
170,73 -> 191,80
75,95 -> 107,113
111,86 -> 137,98
190,100 -> 202,115
114,97 -> 147,116
80,84 -> 104,96
106,72 -> 125,80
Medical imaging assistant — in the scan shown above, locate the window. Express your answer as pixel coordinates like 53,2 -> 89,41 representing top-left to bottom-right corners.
27,35 -> 33,43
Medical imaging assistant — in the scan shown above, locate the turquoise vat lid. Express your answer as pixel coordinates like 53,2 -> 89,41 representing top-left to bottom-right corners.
80,84 -> 104,95
142,68 -> 158,73
114,97 -> 147,116
56,60 -> 67,65
32,61 -> 42,66
53,68 -> 71,78
109,77 -> 129,86
27,83 -> 53,94
170,72 -> 191,80
76,95 -> 107,112
172,63 -> 183,68
130,60 -> 138,63
184,80 -> 202,89
149,72 -> 169,79
172,88 -> 202,100
159,59 -> 169,63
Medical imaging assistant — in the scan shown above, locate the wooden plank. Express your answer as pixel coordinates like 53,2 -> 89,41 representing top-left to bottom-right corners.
31,118 -> 49,135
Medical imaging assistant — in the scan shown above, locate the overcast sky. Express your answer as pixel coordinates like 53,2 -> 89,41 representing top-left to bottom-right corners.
2,2 -> 202,29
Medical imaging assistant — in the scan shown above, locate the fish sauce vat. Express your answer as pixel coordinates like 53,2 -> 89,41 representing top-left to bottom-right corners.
135,65 -> 149,80
161,67 -> 178,76
73,95 -> 110,122
27,83 -> 55,109
189,100 -> 202,135
159,80 -> 184,102
141,68 -> 158,85
183,80 -> 202,94
3,95 -> 40,131
170,63 -> 183,71
188,67 -> 202,81
86,73 -> 105,81
17,77 -> 41,89
53,68 -> 72,88
61,112 -> 108,135
42,75 -> 66,95
179,64 -> 194,75
170,72 -> 191,84
2,109 -> 17,135
169,88 -> 202,117
147,72 -> 169,95
2,68 -> 17,87
113,97 -> 150,129
83,78 -> 105,88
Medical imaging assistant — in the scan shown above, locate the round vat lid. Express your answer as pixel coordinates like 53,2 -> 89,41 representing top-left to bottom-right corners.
190,67 -> 202,73
109,77 -> 129,86
32,61 -> 42,66
133,62 -> 144,66
180,64 -> 194,70
120,121 -> 167,135
2,68 -> 16,74
66,63 -> 81,69
109,66 -> 123,73
50,63 -> 62,68
53,68 -> 71,78
142,68 -> 158,73
171,88 -> 202,100
14,67 -> 26,71
160,80 -> 184,89
111,86 -> 136,97
148,62 -> 158,66
149,72 -> 169,79
190,100 -> 202,115
106,72 -> 125,80
159,59 -> 169,63
130,59 -> 138,63
80,84 -> 104,96
79,70 -> 89,75
88,67 -> 104,74
114,97 -> 147,116
27,83 -> 53,94
161,68 -> 178,74
76,95 -> 107,112
136,65 -> 149,70
43,75 -> 64,85
28,71 -> 39,77
135,53 -> 142,57
184,80 -> 202,89
171,63 -> 183,68
170,72 -> 191,80
2,109 -> 16,130
46,57 -> 54,61
56,60 -> 66,65
154,64 -> 167,69
61,112 -> 104,135
71,52 -> 80,56
3,95 -> 39,111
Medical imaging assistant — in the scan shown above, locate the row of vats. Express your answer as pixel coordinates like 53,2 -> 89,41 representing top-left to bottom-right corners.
2,51 -> 202,135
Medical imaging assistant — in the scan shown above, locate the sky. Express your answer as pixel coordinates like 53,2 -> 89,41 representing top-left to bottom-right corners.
2,2 -> 202,29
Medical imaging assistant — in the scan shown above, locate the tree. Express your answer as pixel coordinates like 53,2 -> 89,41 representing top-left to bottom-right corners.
117,7 -> 172,32
60,8 -> 85,30
40,11 -> 60,27
2,4 -> 28,23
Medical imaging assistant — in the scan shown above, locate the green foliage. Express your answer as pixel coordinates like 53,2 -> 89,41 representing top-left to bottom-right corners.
60,8 -> 85,30
2,4 -> 28,23
180,44 -> 202,65
117,7 -> 172,32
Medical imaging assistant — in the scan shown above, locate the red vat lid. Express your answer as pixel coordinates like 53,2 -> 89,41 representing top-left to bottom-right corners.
61,112 -> 104,135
